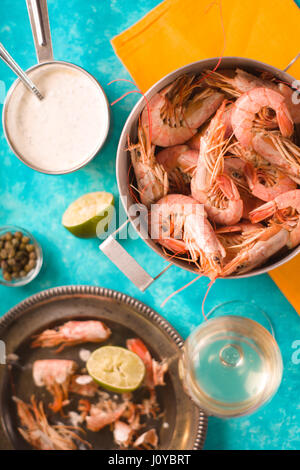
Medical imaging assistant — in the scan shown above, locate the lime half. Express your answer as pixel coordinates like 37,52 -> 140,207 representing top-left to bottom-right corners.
62,192 -> 114,238
86,346 -> 145,393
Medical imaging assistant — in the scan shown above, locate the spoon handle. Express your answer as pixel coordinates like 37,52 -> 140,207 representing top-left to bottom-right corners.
0,43 -> 43,100
26,0 -> 53,64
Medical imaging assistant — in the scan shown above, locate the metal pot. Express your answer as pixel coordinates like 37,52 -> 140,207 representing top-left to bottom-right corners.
101,56 -> 300,290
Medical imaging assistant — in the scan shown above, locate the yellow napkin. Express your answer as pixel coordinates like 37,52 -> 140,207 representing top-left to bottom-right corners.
111,0 -> 300,314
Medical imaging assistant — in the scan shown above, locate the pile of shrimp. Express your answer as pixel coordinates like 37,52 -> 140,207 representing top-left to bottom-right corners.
13,320 -> 168,450
129,68 -> 300,279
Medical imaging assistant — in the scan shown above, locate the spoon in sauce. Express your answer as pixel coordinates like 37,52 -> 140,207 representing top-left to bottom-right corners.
0,43 -> 43,100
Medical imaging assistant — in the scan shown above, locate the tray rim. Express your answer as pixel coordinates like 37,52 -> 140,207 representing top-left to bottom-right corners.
0,284 -> 208,450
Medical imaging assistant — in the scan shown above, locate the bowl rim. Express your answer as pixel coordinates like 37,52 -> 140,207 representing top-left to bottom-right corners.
116,56 -> 300,279
0,224 -> 43,287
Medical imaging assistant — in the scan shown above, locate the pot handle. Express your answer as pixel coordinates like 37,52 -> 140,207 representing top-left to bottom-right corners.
99,220 -> 172,292
26,0 -> 54,63
283,52 -> 300,72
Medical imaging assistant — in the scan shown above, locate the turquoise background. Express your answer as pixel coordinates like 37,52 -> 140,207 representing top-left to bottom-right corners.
0,0 -> 300,450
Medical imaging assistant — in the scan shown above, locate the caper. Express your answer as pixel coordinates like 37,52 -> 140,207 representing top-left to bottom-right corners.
19,270 -> 27,278
0,249 -> 8,259
26,244 -> 35,253
24,264 -> 32,273
1,260 -> 8,270
15,250 -> 27,260
19,243 -> 26,251
4,232 -> 13,241
7,258 -> 16,267
27,259 -> 36,270
29,251 -> 37,260
12,263 -> 21,272
14,231 -> 23,239
11,238 -> 20,248
7,249 -> 16,259
3,272 -> 12,281
21,236 -> 30,244
4,241 -> 13,250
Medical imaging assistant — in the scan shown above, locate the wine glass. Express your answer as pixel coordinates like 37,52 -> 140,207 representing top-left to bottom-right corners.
179,301 -> 283,418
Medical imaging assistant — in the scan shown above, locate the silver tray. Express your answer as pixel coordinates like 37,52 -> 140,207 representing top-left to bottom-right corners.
0,285 -> 207,450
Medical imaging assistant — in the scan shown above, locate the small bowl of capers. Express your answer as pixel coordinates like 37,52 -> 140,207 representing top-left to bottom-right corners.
0,225 -> 43,287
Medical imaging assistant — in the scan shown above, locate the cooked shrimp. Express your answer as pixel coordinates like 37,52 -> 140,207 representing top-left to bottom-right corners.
191,100 -> 228,193
222,157 -> 262,218
249,189 -> 300,248
141,74 -> 224,147
149,194 -> 226,278
244,160 -> 297,201
129,122 -> 169,208
224,157 -> 249,192
252,130 -> 300,184
33,359 -> 77,414
156,145 -> 198,193
203,68 -> 276,97
187,120 -> 211,150
31,320 -> 111,352
221,224 -> 289,276
204,68 -> 300,124
126,338 -> 168,390
14,395 -> 91,450
191,103 -> 243,225
277,82 -> 300,124
216,222 -> 265,263
231,87 -> 294,148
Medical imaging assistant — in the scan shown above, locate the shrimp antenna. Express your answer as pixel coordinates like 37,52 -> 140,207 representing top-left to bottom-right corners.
201,278 -> 216,321
160,274 -> 203,308
108,78 -> 152,144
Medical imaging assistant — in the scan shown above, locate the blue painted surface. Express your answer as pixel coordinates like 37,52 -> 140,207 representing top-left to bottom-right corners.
0,0 -> 299,450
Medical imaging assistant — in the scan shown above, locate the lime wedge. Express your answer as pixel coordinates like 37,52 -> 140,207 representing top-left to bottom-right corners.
62,192 -> 114,238
86,346 -> 145,393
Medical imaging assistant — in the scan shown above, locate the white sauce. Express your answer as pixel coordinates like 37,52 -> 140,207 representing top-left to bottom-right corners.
5,62 -> 108,172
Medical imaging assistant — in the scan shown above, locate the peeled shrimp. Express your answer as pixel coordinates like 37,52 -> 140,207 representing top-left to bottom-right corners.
141,75 -> 224,147
129,122 -> 169,208
249,189 -> 300,248
33,359 -> 77,414
31,320 -> 111,352
231,87 -> 294,148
